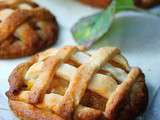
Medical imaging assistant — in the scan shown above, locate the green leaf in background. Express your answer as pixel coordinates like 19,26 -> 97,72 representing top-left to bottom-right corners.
71,1 -> 116,47
116,0 -> 135,12
71,0 -> 160,47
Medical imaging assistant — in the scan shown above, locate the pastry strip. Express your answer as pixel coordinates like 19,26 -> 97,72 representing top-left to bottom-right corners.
0,9 -> 30,42
28,56 -> 60,103
38,48 -> 129,80
57,47 -> 120,119
105,68 -> 140,119
28,46 -> 78,103
18,91 -> 103,119
26,63 -> 118,99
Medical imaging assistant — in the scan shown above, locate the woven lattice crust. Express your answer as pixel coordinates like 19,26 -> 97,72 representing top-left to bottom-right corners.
6,46 -> 148,120
0,0 -> 59,58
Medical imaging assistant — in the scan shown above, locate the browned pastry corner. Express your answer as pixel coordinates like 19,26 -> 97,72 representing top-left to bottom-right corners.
6,46 -> 148,120
80,0 -> 160,8
134,0 -> 160,8
80,0 -> 111,8
0,0 -> 59,59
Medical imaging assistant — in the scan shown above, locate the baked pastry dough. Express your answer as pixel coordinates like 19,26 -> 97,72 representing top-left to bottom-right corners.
134,0 -> 160,8
6,46 -> 148,120
80,0 -> 111,8
0,0 -> 59,58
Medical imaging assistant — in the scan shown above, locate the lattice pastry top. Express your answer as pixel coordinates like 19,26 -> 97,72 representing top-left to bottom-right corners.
0,0 -> 59,58
6,46 -> 148,120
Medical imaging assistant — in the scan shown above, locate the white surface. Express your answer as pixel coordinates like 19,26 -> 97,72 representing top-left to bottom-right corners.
0,0 -> 160,120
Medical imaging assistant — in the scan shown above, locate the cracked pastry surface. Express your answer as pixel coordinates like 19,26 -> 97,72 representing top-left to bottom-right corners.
0,0 -> 59,58
6,46 -> 148,120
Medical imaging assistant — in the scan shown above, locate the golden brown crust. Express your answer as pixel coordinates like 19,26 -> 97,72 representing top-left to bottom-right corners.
9,100 -> 64,120
0,0 -> 59,59
105,69 -> 148,120
80,0 -> 160,9
6,46 -> 148,120
74,106 -> 105,120
134,0 -> 160,8
6,55 -> 37,99
28,56 -> 61,104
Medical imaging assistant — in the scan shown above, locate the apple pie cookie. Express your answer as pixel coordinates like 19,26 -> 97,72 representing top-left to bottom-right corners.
0,0 -> 59,58
6,46 -> 148,120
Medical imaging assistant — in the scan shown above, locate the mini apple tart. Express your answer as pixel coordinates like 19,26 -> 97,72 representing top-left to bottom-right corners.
0,0 -> 59,58
6,46 -> 148,120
